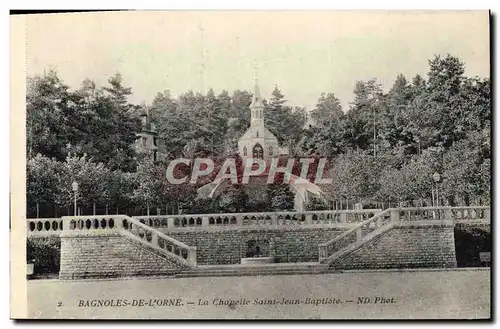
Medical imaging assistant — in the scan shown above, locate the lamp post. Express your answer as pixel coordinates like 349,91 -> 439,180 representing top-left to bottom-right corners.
72,181 -> 79,216
432,173 -> 441,207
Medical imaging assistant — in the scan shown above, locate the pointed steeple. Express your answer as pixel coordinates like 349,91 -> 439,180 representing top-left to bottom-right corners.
251,60 -> 264,109
250,81 -> 264,109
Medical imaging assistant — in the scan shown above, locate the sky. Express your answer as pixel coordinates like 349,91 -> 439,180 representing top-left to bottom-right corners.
25,11 -> 490,111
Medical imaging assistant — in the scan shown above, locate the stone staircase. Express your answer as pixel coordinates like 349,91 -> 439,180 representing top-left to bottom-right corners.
318,209 -> 394,265
318,206 -> 490,269
58,215 -> 198,279
119,216 -> 197,268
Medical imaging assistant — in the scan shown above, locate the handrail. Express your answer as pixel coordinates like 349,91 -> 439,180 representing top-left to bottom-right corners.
124,216 -> 191,250
319,209 -> 391,248
121,216 -> 195,267
133,209 -> 382,229
388,206 -> 489,211
133,209 -> 381,219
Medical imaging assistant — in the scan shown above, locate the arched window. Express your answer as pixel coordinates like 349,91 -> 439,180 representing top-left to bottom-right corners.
253,143 -> 264,159
269,146 -> 273,156
243,146 -> 247,156
256,130 -> 259,138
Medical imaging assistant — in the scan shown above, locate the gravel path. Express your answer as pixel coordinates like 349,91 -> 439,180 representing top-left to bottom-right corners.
27,268 -> 490,319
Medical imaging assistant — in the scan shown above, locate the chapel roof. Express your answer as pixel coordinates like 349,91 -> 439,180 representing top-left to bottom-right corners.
239,125 -> 278,142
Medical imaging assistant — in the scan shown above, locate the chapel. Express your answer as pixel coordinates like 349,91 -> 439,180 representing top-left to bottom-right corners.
237,82 -> 289,159
196,81 -> 331,211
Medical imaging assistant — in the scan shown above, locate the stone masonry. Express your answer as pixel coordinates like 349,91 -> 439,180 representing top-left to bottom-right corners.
55,220 -> 487,279
164,227 -> 349,265
59,232 -> 184,280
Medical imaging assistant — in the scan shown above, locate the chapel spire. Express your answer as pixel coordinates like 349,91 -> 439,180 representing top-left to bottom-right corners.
250,61 -> 264,109
250,81 -> 264,109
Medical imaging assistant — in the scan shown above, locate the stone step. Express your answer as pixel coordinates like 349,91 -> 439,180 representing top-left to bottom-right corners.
174,263 -> 331,278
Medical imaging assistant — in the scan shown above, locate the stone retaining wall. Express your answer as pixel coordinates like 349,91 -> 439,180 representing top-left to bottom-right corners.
162,227 -> 349,265
330,223 -> 458,270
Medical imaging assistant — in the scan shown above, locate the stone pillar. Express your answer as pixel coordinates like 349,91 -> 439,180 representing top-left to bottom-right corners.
390,209 -> 400,223
271,215 -> 278,226
115,216 -> 124,229
151,232 -> 158,246
356,227 -> 363,242
339,212 -> 347,223
443,208 -> 453,221
318,244 -> 327,263
188,247 -> 197,266
305,214 -> 313,225
484,207 -> 491,221
61,217 -> 69,231
167,217 -> 176,229
202,216 -> 210,227
236,215 -> 244,226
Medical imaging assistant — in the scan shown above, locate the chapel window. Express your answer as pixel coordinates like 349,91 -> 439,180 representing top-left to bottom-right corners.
269,146 -> 273,156
253,143 -> 264,159
243,146 -> 247,156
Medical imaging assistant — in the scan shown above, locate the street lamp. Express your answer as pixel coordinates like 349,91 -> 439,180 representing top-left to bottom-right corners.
432,173 -> 441,207
72,181 -> 79,216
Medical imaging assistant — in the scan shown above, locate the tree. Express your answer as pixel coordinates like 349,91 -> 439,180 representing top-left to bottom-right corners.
149,89 -> 178,123
25,53 -> 491,216
26,70 -> 73,161
101,170 -> 137,215
27,154 -> 63,217
412,54 -> 467,149
103,73 -> 132,110
268,184 -> 294,211
377,167 -> 407,205
217,184 -> 248,213
441,132 -> 490,206
265,86 -> 306,145
133,162 -> 167,215
310,92 -> 343,128
58,154 -> 111,215
72,78 -> 141,172
342,79 -> 384,152
378,74 -> 414,154
27,71 -> 141,171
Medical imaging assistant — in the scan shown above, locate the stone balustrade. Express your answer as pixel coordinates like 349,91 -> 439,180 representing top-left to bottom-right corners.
27,218 -> 64,237
133,209 -> 381,230
121,217 -> 196,266
63,215 -> 122,232
49,215 -> 197,267
395,206 -> 490,222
